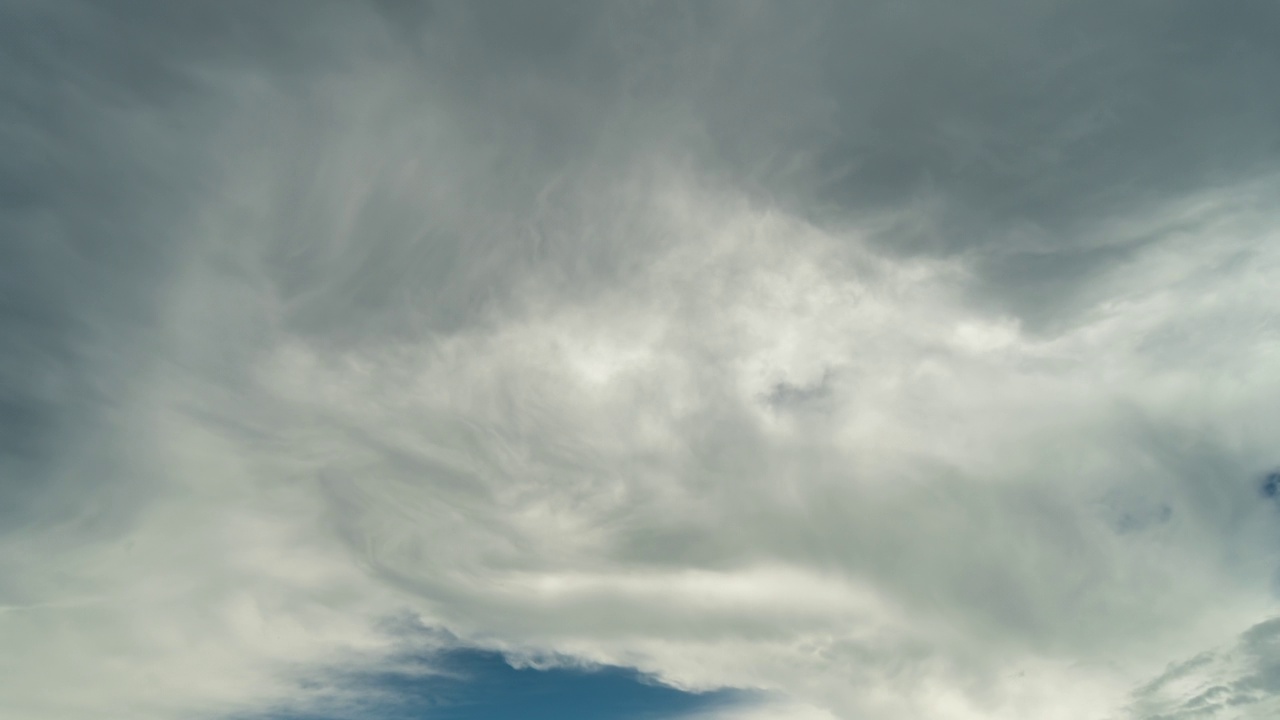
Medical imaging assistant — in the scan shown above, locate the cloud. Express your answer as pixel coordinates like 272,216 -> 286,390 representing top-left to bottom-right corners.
250,167 -> 1280,719
1125,616 -> 1280,720
3,2 -> 1280,719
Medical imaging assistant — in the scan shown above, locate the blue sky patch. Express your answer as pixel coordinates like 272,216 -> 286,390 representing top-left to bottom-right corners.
240,647 -> 752,720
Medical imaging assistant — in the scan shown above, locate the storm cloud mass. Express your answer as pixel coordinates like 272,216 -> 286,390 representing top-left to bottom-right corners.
4,1 -> 1280,718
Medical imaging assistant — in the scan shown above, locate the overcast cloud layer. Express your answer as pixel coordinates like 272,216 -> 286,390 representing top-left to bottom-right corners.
4,2 -> 1280,719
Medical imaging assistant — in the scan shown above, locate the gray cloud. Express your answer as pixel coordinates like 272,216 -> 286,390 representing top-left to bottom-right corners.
3,2 -> 1280,719
1126,616 -> 1280,719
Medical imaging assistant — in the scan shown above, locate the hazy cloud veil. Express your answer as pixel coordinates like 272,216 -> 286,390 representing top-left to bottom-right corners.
3,1 -> 1280,718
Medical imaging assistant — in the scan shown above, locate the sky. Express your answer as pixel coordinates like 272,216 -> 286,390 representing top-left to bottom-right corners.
233,643 -> 750,720
3,1 -> 1280,719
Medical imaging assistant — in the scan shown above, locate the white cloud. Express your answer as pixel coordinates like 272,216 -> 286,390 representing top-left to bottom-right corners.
219,167 -> 1280,716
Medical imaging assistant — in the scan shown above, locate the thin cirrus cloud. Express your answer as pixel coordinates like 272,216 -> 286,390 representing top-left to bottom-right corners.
2,1 -> 1280,719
